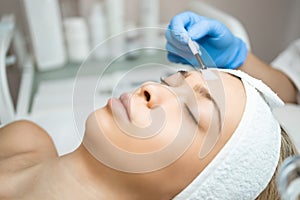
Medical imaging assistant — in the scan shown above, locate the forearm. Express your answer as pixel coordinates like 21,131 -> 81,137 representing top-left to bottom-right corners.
238,52 -> 298,103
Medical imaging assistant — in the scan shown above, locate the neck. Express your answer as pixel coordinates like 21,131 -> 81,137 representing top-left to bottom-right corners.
59,145 -> 171,200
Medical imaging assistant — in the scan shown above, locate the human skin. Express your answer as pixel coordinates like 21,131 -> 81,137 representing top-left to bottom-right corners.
0,70 -> 246,200
239,52 -> 297,103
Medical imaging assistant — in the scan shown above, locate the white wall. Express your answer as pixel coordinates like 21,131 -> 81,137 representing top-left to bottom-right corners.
130,0 -> 300,63
157,0 -> 299,63
1,0 -> 299,63
206,0 -> 300,62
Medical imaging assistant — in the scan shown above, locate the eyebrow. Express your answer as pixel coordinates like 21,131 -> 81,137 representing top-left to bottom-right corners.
194,84 -> 222,132
178,70 -> 190,78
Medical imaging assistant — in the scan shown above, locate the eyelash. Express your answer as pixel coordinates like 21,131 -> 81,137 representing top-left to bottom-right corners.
159,76 -> 181,87
184,104 -> 198,124
160,77 -> 169,85
160,73 -> 198,124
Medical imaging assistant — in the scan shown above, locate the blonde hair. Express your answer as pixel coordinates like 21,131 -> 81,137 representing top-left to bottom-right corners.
256,129 -> 298,200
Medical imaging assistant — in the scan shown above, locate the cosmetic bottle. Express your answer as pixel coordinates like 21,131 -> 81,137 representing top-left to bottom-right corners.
88,1 -> 108,60
24,0 -> 66,71
125,22 -> 141,60
105,0 -> 125,59
139,0 -> 160,50
63,17 -> 90,62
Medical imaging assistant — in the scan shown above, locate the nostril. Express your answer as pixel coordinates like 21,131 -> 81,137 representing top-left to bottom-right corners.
144,91 -> 151,102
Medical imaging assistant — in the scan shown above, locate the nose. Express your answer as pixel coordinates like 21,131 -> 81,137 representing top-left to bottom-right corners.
140,82 -> 162,108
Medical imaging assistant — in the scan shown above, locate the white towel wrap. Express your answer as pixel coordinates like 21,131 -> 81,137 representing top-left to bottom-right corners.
174,69 -> 284,200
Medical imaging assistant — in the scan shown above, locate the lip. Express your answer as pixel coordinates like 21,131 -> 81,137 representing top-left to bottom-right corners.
108,93 -> 131,122
119,93 -> 132,120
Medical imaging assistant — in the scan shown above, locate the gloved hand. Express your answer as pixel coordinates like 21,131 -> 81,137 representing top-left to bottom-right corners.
165,11 -> 248,69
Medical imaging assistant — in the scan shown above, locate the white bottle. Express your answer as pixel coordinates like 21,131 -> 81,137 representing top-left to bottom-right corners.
64,17 -> 90,62
125,22 -> 141,60
140,0 -> 160,50
23,0 -> 66,71
88,1 -> 108,60
105,0 -> 125,59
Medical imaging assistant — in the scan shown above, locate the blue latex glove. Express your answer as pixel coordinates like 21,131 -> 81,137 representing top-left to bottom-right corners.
165,11 -> 248,69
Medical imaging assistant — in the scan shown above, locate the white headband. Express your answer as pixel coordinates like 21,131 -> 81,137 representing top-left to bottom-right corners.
174,69 -> 284,200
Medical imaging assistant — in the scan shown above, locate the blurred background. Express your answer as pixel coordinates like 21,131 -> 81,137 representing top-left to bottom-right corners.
1,0 -> 299,64
1,0 -> 300,154
2,0 -> 300,105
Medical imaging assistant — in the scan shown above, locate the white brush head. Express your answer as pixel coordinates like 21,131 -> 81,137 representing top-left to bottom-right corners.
188,38 -> 199,55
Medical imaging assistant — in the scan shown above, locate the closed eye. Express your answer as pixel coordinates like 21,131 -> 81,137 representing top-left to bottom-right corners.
160,77 -> 169,86
160,75 -> 198,124
161,71 -> 220,129
184,103 -> 198,124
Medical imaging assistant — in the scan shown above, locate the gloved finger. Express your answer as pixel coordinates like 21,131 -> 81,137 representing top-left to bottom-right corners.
165,42 -> 194,59
165,26 -> 188,47
167,11 -> 201,43
167,52 -> 193,66
168,52 -> 199,67
168,11 -> 200,34
165,27 -> 183,46
165,38 -> 191,55
188,18 -> 228,41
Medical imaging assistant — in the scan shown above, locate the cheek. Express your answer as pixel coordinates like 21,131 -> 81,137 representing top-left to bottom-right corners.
130,98 -> 152,127
85,104 -> 185,154
197,100 -> 215,132
155,103 -> 183,142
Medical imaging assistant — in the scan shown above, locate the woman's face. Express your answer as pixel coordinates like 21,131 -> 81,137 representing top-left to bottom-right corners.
84,70 -> 246,189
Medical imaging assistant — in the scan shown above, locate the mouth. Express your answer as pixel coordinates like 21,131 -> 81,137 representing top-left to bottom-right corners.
108,93 -> 131,122
119,93 -> 132,120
